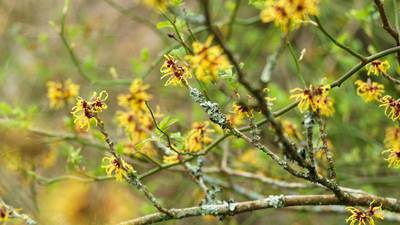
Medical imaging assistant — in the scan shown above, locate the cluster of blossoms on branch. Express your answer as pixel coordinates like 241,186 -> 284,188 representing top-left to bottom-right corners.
290,84 -> 335,117
161,36 -> 230,85
186,36 -> 230,83
354,60 -> 388,103
346,201 -> 384,225
351,59 -> 400,169
161,54 -> 191,86
260,0 -> 319,32
383,127 -> 400,168
143,0 -> 173,12
116,79 -> 165,162
47,79 -> 79,109
102,154 -> 135,182
71,91 -> 108,131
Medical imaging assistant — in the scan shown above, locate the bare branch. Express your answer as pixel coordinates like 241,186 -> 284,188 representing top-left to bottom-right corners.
116,193 -> 400,225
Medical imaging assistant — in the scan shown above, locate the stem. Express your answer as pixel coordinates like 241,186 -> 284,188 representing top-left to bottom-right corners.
373,0 -> 400,64
226,0 -> 241,39
314,16 -> 366,61
58,0 -> 92,82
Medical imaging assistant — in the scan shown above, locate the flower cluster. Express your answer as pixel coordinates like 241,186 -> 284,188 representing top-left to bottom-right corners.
233,103 -> 254,118
163,152 -> 179,165
47,79 -> 79,109
116,110 -> 154,142
116,79 -> 160,156
118,79 -> 152,110
102,155 -> 135,182
260,0 -> 319,32
281,120 -> 303,141
367,60 -> 390,76
161,54 -> 192,86
379,95 -> 400,121
143,0 -> 171,11
290,84 -> 334,116
346,201 -> 384,225
228,103 -> 253,126
71,91 -> 108,130
383,127 -> 400,168
186,36 -> 230,83
354,80 -> 384,102
122,141 -> 158,160
185,122 -> 213,153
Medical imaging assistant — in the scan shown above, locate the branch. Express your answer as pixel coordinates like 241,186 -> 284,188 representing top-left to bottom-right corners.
116,193 -> 400,225
95,116 -> 172,216
373,0 -> 400,63
226,0 -> 242,39
382,71 -> 400,85
316,113 -> 336,180
56,0 -> 92,82
218,167 -> 313,189
0,199 -> 37,225
314,16 -> 366,61
240,45 -> 400,131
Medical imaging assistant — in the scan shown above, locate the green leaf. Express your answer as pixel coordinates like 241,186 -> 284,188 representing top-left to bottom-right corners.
158,116 -> 179,131
248,0 -> 265,9
169,47 -> 187,59
140,48 -> 150,62
156,20 -> 172,29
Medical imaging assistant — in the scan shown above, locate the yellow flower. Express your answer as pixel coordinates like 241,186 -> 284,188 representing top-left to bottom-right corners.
379,95 -> 400,121
367,60 -> 390,76
227,113 -> 244,127
118,79 -> 152,110
102,155 -> 135,182
0,206 -> 9,223
260,0 -> 319,32
238,149 -> 258,165
233,103 -> 254,118
227,103 -> 249,127
161,54 -> 192,86
383,148 -> 400,168
143,0 -> 171,12
290,84 -> 334,116
116,110 -> 154,142
366,202 -> 384,222
47,79 -> 80,109
290,0 -> 319,21
354,80 -> 384,102
163,153 -> 179,164
185,122 -> 213,153
384,127 -> 400,149
186,36 -> 230,83
346,201 -> 384,225
281,120 -> 303,141
71,91 -> 108,131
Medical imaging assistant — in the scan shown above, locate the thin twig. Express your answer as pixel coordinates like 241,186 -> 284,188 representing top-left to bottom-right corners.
316,114 -> 336,180
314,16 -> 366,61
382,71 -> 400,85
373,0 -> 400,64
226,0 -> 242,39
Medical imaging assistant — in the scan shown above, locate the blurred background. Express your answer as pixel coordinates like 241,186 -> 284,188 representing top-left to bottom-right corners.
1,0 -> 400,224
